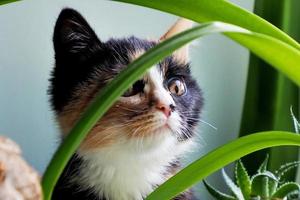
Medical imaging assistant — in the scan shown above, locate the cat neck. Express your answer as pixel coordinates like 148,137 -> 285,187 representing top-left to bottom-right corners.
69,135 -> 193,200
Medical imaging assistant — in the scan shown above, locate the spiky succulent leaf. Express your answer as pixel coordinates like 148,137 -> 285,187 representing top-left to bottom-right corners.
203,180 -> 236,200
272,182 -> 300,199
257,154 -> 269,173
251,172 -> 278,198
222,169 -> 245,200
235,160 -> 251,199
290,107 -> 300,134
275,161 -> 300,180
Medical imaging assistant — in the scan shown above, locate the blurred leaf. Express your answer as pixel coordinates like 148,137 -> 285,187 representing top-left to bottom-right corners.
0,0 -> 19,5
235,160 -> 251,199
272,182 -> 300,198
204,180 -> 236,200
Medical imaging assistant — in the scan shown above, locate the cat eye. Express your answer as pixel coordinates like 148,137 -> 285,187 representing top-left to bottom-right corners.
123,80 -> 145,97
168,78 -> 186,96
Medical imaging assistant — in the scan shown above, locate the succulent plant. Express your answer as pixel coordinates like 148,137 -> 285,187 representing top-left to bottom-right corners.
204,155 -> 300,200
204,109 -> 300,200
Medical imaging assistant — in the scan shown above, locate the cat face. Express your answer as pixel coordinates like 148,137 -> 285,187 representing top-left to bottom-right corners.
50,8 -> 203,152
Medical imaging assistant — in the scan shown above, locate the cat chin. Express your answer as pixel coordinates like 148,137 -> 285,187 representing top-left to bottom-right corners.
75,129 -> 194,200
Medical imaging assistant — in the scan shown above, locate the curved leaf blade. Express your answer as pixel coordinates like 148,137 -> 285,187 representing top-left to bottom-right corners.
236,160 -> 251,199
0,0 -> 20,5
145,132 -> 300,200
272,182 -> 300,198
114,0 -> 300,49
204,180 -> 236,200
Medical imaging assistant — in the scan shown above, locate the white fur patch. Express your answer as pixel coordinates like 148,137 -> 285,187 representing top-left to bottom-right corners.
75,130 -> 193,200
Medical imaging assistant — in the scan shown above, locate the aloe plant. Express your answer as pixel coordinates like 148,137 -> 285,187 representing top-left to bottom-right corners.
204,155 -> 300,200
205,113 -> 300,200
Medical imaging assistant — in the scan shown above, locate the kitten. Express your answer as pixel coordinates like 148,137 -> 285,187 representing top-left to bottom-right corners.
50,8 -> 203,200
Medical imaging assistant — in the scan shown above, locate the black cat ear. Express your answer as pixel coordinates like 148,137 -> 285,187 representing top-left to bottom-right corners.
53,8 -> 102,58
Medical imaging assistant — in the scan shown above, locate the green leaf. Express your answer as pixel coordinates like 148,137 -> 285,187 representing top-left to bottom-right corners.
258,154 -> 269,173
145,132 -> 300,200
203,180 -> 236,200
41,21 -> 255,200
251,172 -> 278,198
275,161 -> 300,180
235,160 -> 251,200
291,106 -> 300,133
222,169 -> 244,200
114,0 -> 300,49
0,0 -> 20,5
272,182 -> 300,198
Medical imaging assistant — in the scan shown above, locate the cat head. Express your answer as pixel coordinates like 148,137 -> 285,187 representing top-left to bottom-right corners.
50,8 -> 203,152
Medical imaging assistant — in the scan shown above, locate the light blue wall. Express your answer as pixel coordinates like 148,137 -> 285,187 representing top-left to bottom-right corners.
0,0 -> 253,199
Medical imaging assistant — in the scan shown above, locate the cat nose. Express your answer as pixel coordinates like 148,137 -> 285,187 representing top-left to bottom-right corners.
156,102 -> 174,117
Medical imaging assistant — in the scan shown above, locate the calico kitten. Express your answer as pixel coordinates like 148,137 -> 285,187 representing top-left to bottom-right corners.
50,8 -> 203,200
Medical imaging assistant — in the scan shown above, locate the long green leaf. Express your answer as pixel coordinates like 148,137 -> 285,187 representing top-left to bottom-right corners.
114,0 -> 300,49
41,22 -> 252,200
145,132 -> 300,200
0,0 -> 20,5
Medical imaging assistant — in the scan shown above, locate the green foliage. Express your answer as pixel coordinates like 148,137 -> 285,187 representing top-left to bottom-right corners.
0,0 -> 19,5
291,107 -> 300,133
205,156 -> 300,200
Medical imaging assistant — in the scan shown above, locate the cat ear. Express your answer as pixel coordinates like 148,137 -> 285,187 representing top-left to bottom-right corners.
53,8 -> 102,59
160,19 -> 194,62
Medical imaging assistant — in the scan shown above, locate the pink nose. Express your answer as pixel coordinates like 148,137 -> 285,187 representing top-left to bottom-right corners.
156,102 -> 171,117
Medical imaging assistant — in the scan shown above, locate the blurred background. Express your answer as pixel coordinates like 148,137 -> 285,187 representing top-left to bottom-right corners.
0,0 -> 260,199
